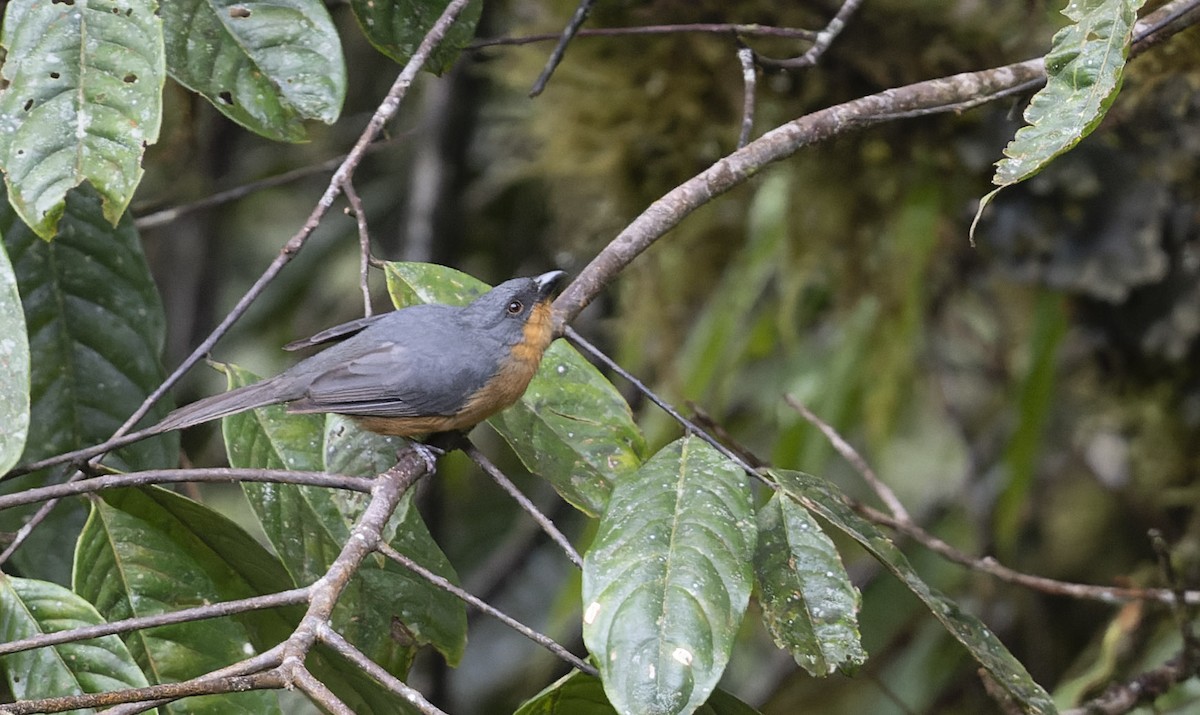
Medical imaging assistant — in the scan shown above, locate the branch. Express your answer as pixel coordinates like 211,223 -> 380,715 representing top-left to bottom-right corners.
317,626 -> 449,715
786,395 -> 911,522
132,136 -> 407,230
1062,653 -> 1198,715
756,0 -> 864,69
0,588 -> 309,657
862,504 -> 1200,606
451,434 -> 583,568
341,178 -> 375,317
292,664 -> 355,715
0,468 -> 371,512
470,23 -> 818,48
0,669 -> 284,715
736,44 -> 757,148
378,542 -> 596,675
529,0 -> 598,97
280,451 -> 429,667
550,0 -> 1200,332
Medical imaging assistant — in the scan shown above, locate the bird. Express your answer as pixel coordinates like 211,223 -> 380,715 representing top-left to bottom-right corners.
3,270 -> 566,478
156,270 -> 566,436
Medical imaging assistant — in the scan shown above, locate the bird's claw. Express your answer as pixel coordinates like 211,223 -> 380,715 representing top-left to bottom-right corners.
406,441 -> 444,474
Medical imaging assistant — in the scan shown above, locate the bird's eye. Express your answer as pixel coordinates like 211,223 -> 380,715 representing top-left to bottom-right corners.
506,299 -> 524,315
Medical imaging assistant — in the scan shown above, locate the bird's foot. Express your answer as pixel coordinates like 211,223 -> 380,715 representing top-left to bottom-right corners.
406,441 -> 445,474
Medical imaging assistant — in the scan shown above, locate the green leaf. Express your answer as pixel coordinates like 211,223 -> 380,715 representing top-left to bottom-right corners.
384,261 -> 645,516
221,365 -> 466,668
90,485 -> 299,644
0,240 -> 29,475
0,573 -> 150,708
161,0 -> 346,142
973,0 -> 1146,235
517,672 -> 763,715
770,469 -> 1057,715
74,489 -> 281,714
754,492 -> 866,676
0,185 -> 176,582
0,0 -> 164,238
351,0 -> 483,74
582,436 -> 756,715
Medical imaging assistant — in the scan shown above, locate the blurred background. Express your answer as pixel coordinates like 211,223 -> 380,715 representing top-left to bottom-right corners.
129,0 -> 1200,712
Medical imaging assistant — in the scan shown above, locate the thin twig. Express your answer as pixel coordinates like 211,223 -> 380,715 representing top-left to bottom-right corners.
378,542 -> 597,675
0,670 -> 286,714
0,469 -> 371,512
84,646 -> 285,715
861,504 -> 1200,606
1062,653 -> 1198,715
453,435 -> 583,569
0,588 -> 310,657
318,626 -> 450,715
529,0 -> 597,97
3,425 -> 160,480
565,328 -> 764,480
471,23 -> 819,48
736,44 -> 757,148
132,136 -> 408,230
756,0 -> 865,69
1150,530 -> 1200,659
784,394 -> 911,522
341,179 -> 375,317
292,665 -> 355,715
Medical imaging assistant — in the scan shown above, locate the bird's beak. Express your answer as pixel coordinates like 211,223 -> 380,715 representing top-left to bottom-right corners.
534,270 -> 567,300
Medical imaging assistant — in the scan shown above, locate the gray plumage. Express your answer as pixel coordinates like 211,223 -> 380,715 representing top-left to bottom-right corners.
152,272 -> 563,434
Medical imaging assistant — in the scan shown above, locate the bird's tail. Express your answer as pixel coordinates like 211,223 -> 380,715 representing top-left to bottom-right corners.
151,377 -> 290,434
3,375 -> 295,479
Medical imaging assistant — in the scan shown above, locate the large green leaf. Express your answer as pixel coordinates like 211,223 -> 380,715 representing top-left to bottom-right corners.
161,0 -> 346,142
385,261 -> 645,516
754,492 -> 866,676
0,574 -> 150,707
0,240 -> 29,475
74,489 -> 281,714
0,185 -> 176,582
221,364 -> 466,669
582,436 -> 756,715
516,671 -> 763,715
771,469 -> 1057,715
974,0 -> 1146,233
351,0 -> 483,74
0,0 -> 164,238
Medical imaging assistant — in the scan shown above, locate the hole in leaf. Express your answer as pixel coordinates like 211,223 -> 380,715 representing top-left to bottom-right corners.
123,73 -> 137,83
16,149 -> 24,156
0,79 -> 8,90
218,91 -> 234,105
51,0 -> 75,5
229,6 -> 251,18
49,71 -> 60,79
22,98 -> 32,111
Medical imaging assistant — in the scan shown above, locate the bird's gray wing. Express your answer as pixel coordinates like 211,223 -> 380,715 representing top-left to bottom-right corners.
286,331 -> 498,417
283,314 -> 386,351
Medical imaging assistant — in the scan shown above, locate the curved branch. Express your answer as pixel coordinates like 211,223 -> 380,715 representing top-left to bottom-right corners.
0,588 -> 310,657
0,469 -> 371,512
551,0 -> 1200,331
